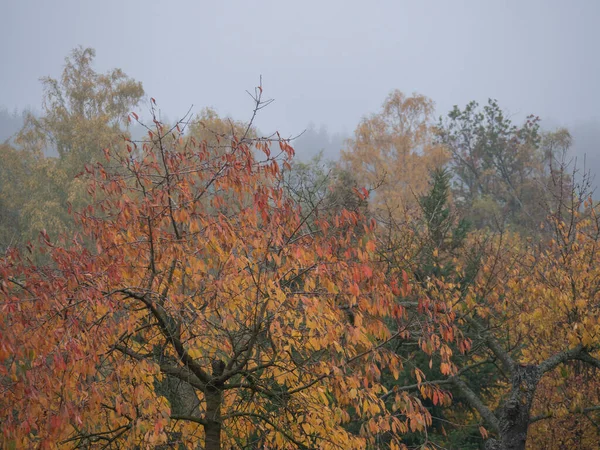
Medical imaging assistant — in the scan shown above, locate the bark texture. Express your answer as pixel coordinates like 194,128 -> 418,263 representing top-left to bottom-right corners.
485,365 -> 541,450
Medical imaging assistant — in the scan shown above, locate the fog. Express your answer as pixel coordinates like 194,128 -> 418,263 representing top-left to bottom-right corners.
2,0 -> 599,162
4,4 -> 600,447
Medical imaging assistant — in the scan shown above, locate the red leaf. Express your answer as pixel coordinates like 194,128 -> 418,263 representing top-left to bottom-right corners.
479,426 -> 489,439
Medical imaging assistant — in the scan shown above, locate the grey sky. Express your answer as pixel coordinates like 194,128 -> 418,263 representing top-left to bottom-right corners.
2,0 -> 599,140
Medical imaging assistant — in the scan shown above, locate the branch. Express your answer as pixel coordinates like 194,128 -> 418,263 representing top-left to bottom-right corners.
113,344 -> 206,391
386,378 -> 455,396
285,329 -> 404,397
115,288 -> 211,384
379,356 -> 498,439
452,377 -> 500,434
223,411 -> 310,449
402,297 -> 515,373
572,348 -> 600,369
170,414 -> 209,426
462,314 -> 515,374
530,405 -> 600,424
381,358 -> 496,399
219,300 -> 271,383
538,344 -> 600,374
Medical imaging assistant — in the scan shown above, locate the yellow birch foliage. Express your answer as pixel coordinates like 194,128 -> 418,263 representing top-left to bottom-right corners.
341,90 -> 448,220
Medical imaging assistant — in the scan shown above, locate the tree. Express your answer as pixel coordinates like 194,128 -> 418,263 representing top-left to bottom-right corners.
419,180 -> 600,449
373,169 -> 485,449
187,107 -> 253,149
284,152 -> 369,229
0,90 -> 457,449
17,46 -> 143,172
0,143 -> 30,250
370,156 -> 600,449
341,90 -> 448,222
436,100 -> 552,232
0,142 -> 75,255
458,198 -> 600,449
0,47 -> 145,251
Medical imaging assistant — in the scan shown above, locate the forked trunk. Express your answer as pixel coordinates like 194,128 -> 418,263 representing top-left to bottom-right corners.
485,365 -> 541,450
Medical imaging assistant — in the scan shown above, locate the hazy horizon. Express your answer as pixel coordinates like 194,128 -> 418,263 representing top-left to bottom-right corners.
2,1 -> 599,139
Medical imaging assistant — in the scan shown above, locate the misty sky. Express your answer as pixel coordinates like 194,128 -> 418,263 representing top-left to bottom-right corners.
2,0 -> 599,140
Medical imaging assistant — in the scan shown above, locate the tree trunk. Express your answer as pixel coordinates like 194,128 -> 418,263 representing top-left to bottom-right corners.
485,365 -> 541,450
204,386 -> 223,450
